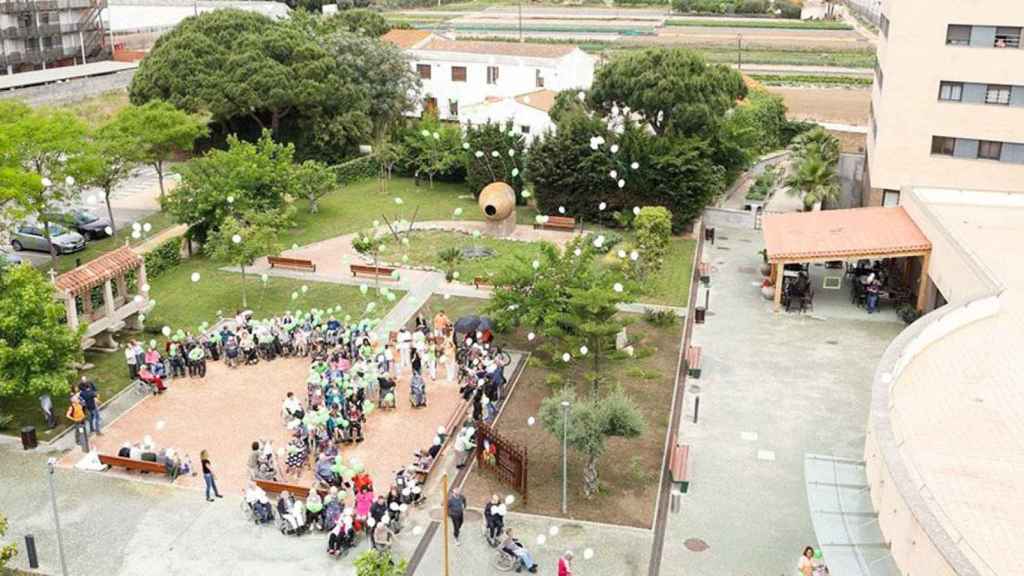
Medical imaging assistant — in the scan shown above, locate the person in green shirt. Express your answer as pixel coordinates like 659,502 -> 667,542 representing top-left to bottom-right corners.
188,345 -> 206,378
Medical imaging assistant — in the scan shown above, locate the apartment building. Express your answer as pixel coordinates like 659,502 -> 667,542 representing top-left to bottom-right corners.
864,0 -> 1024,206
382,29 -> 594,130
0,0 -> 108,74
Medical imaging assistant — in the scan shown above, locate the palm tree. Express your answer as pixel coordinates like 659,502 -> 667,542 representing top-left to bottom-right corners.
791,127 -> 840,165
785,154 -> 839,211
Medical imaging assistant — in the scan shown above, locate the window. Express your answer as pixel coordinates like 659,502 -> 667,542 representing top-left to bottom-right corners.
882,190 -> 900,207
879,14 -> 890,38
535,69 -> 544,88
978,140 -> 1002,160
938,81 -> 963,102
448,99 -> 458,117
931,136 -> 956,156
946,25 -> 972,46
416,64 -> 431,80
985,84 -> 1011,105
486,66 -> 499,85
520,124 -> 530,134
451,66 -> 466,82
42,36 -> 53,49
995,27 -> 1021,48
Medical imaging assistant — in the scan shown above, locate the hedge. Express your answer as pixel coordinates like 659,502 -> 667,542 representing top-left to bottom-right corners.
144,237 -> 182,280
332,155 -> 378,185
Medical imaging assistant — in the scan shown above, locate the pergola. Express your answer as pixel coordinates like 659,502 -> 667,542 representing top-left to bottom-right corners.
53,245 -> 153,350
762,207 -> 932,312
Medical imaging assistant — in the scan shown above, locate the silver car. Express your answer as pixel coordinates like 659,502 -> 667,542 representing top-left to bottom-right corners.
11,223 -> 86,255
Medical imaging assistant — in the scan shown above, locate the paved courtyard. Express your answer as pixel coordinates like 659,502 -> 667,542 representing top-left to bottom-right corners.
660,225 -> 903,576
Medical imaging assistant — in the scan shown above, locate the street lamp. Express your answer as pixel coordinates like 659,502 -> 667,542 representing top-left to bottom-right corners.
560,400 -> 570,515
46,458 -> 69,576
737,33 -> 743,70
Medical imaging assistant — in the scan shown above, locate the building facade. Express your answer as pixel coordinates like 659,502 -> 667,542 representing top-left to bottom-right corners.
382,29 -> 594,132
864,0 -> 1024,206
0,0 -> 108,75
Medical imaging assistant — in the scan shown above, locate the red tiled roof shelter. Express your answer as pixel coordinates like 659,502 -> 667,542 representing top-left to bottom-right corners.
761,207 -> 932,311
55,246 -> 142,295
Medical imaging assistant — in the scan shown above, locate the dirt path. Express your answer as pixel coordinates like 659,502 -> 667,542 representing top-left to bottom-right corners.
767,86 -> 871,125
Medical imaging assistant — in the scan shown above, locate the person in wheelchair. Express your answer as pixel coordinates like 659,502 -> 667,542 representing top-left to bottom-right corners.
327,513 -> 356,557
500,528 -> 538,573
372,514 -> 395,553
244,482 -> 274,525
276,491 -> 308,535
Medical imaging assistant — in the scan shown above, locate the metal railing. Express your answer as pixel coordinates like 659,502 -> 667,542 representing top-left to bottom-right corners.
0,0 -> 99,12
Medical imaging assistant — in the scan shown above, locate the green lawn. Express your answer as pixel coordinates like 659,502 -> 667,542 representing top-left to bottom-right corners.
376,229 -> 548,282
666,18 -> 852,30
638,237 -> 696,307
750,73 -> 873,87
694,46 -> 876,68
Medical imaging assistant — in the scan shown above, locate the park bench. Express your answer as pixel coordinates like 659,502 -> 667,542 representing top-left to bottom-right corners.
669,443 -> 691,493
698,262 -> 710,284
685,346 -> 702,379
98,453 -> 168,477
255,479 -> 328,500
268,256 -> 316,272
350,263 -> 396,279
533,216 -> 577,232
473,276 -> 493,290
414,399 -> 469,483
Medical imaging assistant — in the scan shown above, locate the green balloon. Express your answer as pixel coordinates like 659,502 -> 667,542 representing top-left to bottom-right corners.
352,462 -> 365,474
813,549 -> 822,560
385,393 -> 395,402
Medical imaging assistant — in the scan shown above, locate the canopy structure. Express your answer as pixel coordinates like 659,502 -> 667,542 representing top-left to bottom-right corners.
53,245 -> 153,350
761,207 -> 932,311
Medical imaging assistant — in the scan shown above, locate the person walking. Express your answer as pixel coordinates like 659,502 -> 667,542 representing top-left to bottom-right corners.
558,551 -> 574,576
447,487 -> 466,545
125,341 -> 138,378
200,450 -> 224,502
78,379 -> 101,436
65,394 -> 87,449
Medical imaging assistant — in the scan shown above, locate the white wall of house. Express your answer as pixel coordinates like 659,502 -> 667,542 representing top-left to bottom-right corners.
460,99 -> 554,144
408,47 -> 593,121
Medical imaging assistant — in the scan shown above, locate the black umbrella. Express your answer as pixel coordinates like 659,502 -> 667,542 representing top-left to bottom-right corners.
453,315 -> 495,334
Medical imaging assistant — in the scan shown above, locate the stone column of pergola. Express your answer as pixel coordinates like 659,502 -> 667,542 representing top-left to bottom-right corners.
53,246 -> 153,351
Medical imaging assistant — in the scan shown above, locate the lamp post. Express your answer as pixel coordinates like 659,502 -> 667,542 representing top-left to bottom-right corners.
737,33 -> 743,70
46,458 -> 69,576
560,400 -> 570,515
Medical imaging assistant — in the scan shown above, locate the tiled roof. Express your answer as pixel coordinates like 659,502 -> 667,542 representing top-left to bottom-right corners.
55,246 -> 142,295
514,89 -> 557,113
762,207 -> 931,263
381,29 -> 434,49
419,38 -> 576,59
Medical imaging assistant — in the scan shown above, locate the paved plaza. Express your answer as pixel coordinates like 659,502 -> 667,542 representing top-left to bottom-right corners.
660,225 -> 903,576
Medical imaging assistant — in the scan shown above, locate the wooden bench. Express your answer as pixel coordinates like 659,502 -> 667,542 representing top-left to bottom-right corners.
473,276 -> 493,290
414,399 -> 469,483
685,345 -> 702,379
98,453 -> 168,476
533,216 -> 577,232
669,443 -> 691,493
698,262 -> 710,284
268,256 -> 316,272
350,263 -> 396,279
255,479 -> 313,500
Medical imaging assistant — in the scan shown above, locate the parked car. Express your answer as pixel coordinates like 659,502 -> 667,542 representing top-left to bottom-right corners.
43,209 -> 111,239
10,223 -> 86,255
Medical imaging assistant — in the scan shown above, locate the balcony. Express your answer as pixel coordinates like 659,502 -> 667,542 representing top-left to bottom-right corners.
0,0 -> 104,13
1,21 -> 100,38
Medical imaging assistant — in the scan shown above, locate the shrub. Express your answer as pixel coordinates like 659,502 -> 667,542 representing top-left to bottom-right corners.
777,0 -> 802,19
0,413 -> 14,430
745,166 -> 778,201
583,231 -> 623,254
642,308 -> 677,327
463,120 -> 527,202
735,0 -> 768,13
351,234 -> 376,255
144,237 -> 182,279
332,155 -> 377,185
634,206 -> 673,274
545,373 -> 565,390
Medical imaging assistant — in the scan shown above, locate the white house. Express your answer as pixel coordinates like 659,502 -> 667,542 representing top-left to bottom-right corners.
460,89 -> 557,142
382,29 -> 594,132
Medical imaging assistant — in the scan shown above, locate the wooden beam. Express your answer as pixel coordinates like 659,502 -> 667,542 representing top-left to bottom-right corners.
773,263 -> 783,312
916,251 -> 931,312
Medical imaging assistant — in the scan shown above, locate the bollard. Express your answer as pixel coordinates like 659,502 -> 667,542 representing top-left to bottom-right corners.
694,306 -> 706,324
693,396 -> 700,424
25,534 -> 39,568
670,491 -> 682,514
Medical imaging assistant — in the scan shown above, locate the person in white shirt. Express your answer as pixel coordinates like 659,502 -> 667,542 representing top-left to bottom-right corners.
282,392 -> 303,420
397,328 -> 412,374
125,342 -> 139,378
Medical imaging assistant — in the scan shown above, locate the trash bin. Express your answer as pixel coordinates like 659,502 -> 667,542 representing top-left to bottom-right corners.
694,306 -> 706,324
670,491 -> 683,514
704,227 -> 716,244
20,426 -> 38,450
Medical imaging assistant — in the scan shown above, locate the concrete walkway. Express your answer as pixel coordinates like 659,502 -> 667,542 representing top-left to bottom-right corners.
659,225 -> 902,576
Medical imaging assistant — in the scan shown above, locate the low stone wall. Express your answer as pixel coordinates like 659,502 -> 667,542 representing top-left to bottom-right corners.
702,207 -> 758,230
0,69 -> 134,106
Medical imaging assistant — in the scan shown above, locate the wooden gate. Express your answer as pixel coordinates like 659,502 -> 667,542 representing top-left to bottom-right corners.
475,421 -> 528,502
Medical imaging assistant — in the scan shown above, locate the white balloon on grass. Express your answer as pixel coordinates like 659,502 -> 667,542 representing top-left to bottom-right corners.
161,326 -> 171,336
132,222 -> 141,232
462,142 -> 470,150
453,207 -> 463,216
579,345 -> 588,356
291,292 -> 299,300
558,206 -> 566,214
131,230 -> 141,239
394,197 -> 404,205
261,273 -> 269,283
511,168 -> 520,177
613,283 -> 624,293
521,189 -> 532,199
630,250 -> 639,261
532,260 -> 540,270
190,272 -> 201,283
562,352 -> 571,362
609,170 -> 617,179
226,195 -> 235,204
432,132 -> 440,140
143,223 -> 152,233
301,285 -> 309,293
573,248 -> 582,257
617,250 -> 627,259
610,144 -> 620,154
475,151 -> 484,158
231,234 -> 242,244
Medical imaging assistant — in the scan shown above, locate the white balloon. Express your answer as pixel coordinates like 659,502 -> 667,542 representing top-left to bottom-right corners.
261,273 -> 269,283
617,250 -> 627,259
161,326 -> 171,336
453,207 -> 463,216
475,151 -> 484,158
573,248 -> 582,257
131,230 -> 141,239
527,332 -> 535,341
536,535 -> 547,545
631,162 -> 640,170
613,283 -> 624,293
141,283 -> 151,292
633,206 -> 641,216
132,222 -> 141,232
618,179 -> 626,189
583,548 -> 595,560
491,151 -> 500,158
562,353 -> 571,362
143,223 -> 152,233
226,195 -> 234,204
104,226 -> 112,236
630,250 -> 640,261
301,285 -> 308,293
291,292 -> 299,300
231,234 -> 242,244
579,346 -> 588,355
522,190 -> 532,199
598,202 -> 607,211
508,149 -> 516,157
511,168 -> 520,177
527,416 -> 536,426
505,495 -> 516,506
532,260 -> 540,270
558,206 -> 566,214
609,170 -> 617,179
610,144 -> 620,154
190,272 -> 200,282
394,197 -> 404,205
462,142 -> 470,150
548,526 -> 559,536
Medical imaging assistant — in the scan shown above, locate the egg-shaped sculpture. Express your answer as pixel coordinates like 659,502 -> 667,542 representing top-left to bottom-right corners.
478,182 -> 516,221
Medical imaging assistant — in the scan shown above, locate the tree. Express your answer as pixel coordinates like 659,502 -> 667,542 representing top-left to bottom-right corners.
401,115 -> 462,187
108,101 -> 208,202
295,159 -> 337,214
206,209 -> 292,307
791,126 -> 840,166
589,48 -> 746,138
712,89 -> 790,176
80,122 -> 141,236
322,9 -> 390,38
0,263 -> 82,398
354,549 -> 407,576
0,107 -> 90,264
633,206 -> 673,276
0,513 -> 16,571
463,120 -> 526,202
539,387 -> 645,497
165,132 -> 298,243
785,154 -> 839,210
